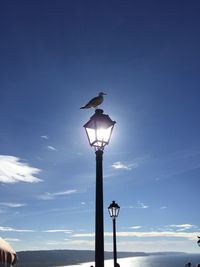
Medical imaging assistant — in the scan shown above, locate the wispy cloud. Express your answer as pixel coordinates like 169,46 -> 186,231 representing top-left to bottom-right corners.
47,146 -> 57,151
128,201 -> 149,209
160,206 -> 167,210
38,189 -> 77,200
0,202 -> 26,208
0,155 -> 42,183
111,157 -> 146,171
111,161 -> 138,170
168,224 -> 196,231
106,239 -> 197,253
43,229 -> 72,233
0,226 -> 34,232
73,230 -> 199,240
41,135 -> 49,140
46,241 -> 69,246
130,226 -> 142,229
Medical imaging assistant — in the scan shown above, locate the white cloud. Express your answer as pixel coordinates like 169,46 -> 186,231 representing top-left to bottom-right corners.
169,224 -> 194,228
168,224 -> 196,231
160,206 -> 167,210
111,161 -> 135,170
106,239 -> 198,253
0,155 -> 42,183
47,146 -> 57,151
0,202 -> 26,208
128,201 -> 149,209
111,157 -> 144,171
44,238 -> 199,253
41,135 -> 49,140
44,229 -> 72,233
38,189 -> 77,200
46,241 -> 68,246
73,230 -> 199,240
137,201 -> 148,209
0,226 -> 34,232
130,226 -> 142,229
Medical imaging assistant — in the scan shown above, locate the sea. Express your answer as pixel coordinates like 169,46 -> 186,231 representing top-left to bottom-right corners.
60,254 -> 200,267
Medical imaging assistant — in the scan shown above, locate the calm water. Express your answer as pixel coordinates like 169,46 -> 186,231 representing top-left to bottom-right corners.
60,254 -> 200,267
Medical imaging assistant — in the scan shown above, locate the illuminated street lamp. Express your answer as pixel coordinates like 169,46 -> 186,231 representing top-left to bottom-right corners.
84,109 -> 116,267
84,109 -> 115,150
108,201 -> 120,267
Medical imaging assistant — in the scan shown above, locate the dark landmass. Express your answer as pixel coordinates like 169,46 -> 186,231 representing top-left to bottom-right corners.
15,249 -> 186,267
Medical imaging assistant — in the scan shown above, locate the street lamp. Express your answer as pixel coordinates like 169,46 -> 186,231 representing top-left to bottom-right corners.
197,236 -> 200,247
108,201 -> 120,267
83,109 -> 116,267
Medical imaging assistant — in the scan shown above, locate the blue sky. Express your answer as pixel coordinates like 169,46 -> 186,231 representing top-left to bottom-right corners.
0,0 -> 200,253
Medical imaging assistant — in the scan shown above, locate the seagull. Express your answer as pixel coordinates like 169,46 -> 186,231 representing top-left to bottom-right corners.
80,92 -> 106,109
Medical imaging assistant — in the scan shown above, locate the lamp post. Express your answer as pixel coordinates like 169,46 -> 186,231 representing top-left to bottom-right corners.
108,201 -> 120,267
83,109 -> 116,267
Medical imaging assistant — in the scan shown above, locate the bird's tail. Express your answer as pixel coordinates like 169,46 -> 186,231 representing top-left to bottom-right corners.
80,106 -> 90,109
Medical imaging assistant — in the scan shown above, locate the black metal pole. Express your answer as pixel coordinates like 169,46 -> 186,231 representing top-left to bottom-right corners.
95,150 -> 104,267
113,218 -> 117,267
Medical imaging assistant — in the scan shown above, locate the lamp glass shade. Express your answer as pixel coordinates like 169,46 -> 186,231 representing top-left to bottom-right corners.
108,201 -> 120,219
84,109 -> 116,150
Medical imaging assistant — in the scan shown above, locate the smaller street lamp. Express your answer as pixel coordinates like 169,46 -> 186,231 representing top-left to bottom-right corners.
108,201 -> 120,267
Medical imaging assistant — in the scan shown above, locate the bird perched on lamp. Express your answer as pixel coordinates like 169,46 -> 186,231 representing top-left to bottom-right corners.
80,92 -> 106,109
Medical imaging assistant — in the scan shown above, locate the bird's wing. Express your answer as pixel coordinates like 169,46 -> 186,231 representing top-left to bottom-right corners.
85,96 -> 100,108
